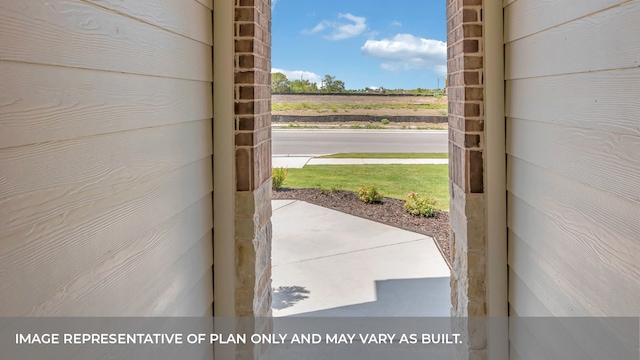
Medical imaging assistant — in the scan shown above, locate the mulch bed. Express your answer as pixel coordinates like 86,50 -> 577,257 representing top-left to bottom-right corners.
273,188 -> 451,267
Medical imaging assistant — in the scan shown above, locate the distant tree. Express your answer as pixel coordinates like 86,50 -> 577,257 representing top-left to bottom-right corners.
321,74 -> 346,93
271,72 -> 291,93
289,79 -> 318,93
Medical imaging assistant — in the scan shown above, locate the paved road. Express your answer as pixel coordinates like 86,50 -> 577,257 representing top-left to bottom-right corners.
272,129 -> 448,155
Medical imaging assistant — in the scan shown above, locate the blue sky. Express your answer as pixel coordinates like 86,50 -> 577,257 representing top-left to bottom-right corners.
271,0 -> 447,90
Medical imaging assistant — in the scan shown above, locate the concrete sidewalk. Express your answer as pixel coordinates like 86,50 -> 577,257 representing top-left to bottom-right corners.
271,200 -> 451,317
272,156 -> 449,169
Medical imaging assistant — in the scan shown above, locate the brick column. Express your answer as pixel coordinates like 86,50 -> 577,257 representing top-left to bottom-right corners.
447,0 -> 488,358
234,0 -> 272,319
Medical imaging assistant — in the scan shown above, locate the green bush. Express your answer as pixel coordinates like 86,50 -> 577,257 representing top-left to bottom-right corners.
403,192 -> 437,217
357,185 -> 383,203
272,167 -> 288,190
318,184 -> 341,194
381,118 -> 390,125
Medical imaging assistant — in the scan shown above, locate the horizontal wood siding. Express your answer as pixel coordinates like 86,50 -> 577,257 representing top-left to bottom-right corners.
506,68 -> 640,137
0,0 -> 212,81
506,0 -> 640,356
505,1 -> 640,80
0,61 -> 212,148
85,0 -> 213,45
0,0 -> 213,316
507,118 -> 640,206
504,0 -> 634,42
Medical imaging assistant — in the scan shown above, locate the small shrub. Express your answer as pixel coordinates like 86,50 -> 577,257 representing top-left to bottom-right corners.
357,185 -> 383,203
381,118 -> 390,125
272,167 -> 288,190
318,185 -> 339,194
403,192 -> 437,217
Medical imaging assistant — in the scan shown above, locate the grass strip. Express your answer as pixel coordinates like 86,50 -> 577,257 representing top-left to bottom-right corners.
317,152 -> 448,159
281,164 -> 449,210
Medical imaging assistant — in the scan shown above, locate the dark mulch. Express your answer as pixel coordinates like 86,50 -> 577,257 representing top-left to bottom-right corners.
273,188 -> 451,267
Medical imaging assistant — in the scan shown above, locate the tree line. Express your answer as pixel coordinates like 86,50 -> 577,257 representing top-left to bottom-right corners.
271,72 -> 444,95
271,73 -> 346,93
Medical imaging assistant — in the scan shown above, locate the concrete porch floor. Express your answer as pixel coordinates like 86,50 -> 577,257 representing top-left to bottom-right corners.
271,200 -> 451,317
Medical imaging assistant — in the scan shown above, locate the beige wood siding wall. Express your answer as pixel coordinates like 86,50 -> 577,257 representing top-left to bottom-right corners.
0,0 -> 214,316
505,0 -> 640,356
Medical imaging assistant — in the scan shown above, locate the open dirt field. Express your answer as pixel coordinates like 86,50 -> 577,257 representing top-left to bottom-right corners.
272,94 -> 448,129
272,94 -> 448,117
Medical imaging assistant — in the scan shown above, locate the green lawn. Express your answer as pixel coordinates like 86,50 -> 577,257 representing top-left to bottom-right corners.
282,164 -> 449,210
317,152 -> 448,159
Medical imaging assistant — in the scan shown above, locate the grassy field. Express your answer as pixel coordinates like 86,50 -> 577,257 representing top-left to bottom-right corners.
281,164 -> 450,210
317,152 -> 448,159
272,102 -> 447,112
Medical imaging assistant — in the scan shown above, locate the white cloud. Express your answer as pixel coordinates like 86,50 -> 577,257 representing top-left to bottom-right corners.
310,21 -> 328,34
272,68 -> 322,84
361,34 -> 447,76
391,21 -> 402,27
304,13 -> 367,40
332,13 -> 367,40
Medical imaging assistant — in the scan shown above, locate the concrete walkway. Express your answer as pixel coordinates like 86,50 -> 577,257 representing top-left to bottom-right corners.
272,156 -> 448,169
271,200 -> 450,317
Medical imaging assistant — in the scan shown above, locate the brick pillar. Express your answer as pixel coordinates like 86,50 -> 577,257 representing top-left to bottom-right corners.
234,0 -> 273,320
447,0 -> 488,358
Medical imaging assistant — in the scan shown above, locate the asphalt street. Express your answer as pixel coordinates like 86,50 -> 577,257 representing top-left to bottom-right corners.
272,129 -> 448,155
